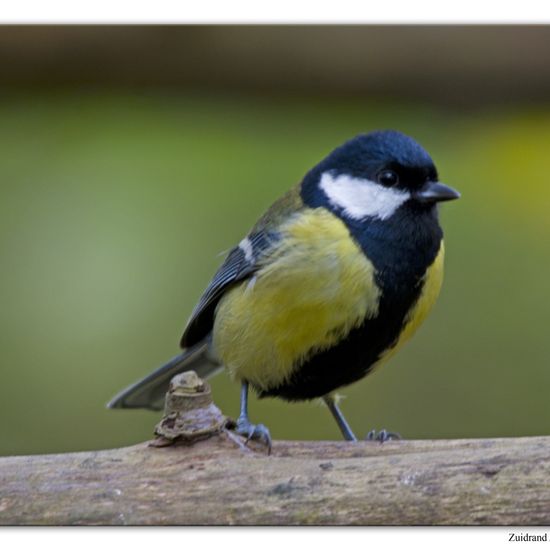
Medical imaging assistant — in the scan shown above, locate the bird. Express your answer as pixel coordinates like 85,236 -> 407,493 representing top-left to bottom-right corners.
108,130 -> 460,451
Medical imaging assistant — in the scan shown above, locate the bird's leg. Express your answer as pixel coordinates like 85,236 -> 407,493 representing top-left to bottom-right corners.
323,395 -> 401,443
323,395 -> 358,442
233,381 -> 272,454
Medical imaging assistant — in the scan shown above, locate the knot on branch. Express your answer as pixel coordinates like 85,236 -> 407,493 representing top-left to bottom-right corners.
151,371 -> 228,447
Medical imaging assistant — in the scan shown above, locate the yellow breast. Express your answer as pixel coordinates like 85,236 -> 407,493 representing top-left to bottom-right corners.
212,208 -> 381,390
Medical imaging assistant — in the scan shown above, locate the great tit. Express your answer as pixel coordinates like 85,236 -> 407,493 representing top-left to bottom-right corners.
108,130 -> 460,451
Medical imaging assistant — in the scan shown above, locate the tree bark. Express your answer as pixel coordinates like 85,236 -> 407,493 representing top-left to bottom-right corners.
1,434 -> 549,525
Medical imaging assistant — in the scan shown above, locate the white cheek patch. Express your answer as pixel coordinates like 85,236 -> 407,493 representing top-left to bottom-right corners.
319,171 -> 410,221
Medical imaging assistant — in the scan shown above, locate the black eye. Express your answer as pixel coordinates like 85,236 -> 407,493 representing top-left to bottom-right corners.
377,170 -> 399,187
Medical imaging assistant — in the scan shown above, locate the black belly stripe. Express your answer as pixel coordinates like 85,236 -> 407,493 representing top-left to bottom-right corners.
256,203 -> 443,401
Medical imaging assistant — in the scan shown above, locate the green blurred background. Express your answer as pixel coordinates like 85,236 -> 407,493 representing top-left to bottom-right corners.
1,26 -> 549,456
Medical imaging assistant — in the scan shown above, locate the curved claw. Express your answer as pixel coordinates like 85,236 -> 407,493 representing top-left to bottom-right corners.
235,418 -> 272,454
366,429 -> 401,443
246,423 -> 272,454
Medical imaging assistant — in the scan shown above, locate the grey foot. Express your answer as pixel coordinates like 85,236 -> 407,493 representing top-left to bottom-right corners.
234,416 -> 272,454
366,429 -> 401,443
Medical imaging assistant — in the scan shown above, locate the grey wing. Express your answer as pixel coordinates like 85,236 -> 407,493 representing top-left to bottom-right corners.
180,231 -> 276,347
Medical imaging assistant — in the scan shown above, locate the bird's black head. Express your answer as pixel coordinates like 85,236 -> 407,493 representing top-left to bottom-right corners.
301,130 -> 460,221
314,130 -> 438,191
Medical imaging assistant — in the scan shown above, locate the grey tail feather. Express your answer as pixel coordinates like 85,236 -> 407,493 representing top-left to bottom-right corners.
106,342 -> 222,411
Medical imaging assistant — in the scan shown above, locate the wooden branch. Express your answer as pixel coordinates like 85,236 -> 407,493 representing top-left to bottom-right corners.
1,373 -> 549,525
2,434 -> 550,525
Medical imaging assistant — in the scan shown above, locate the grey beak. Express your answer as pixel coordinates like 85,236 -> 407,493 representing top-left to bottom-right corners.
414,181 -> 461,203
